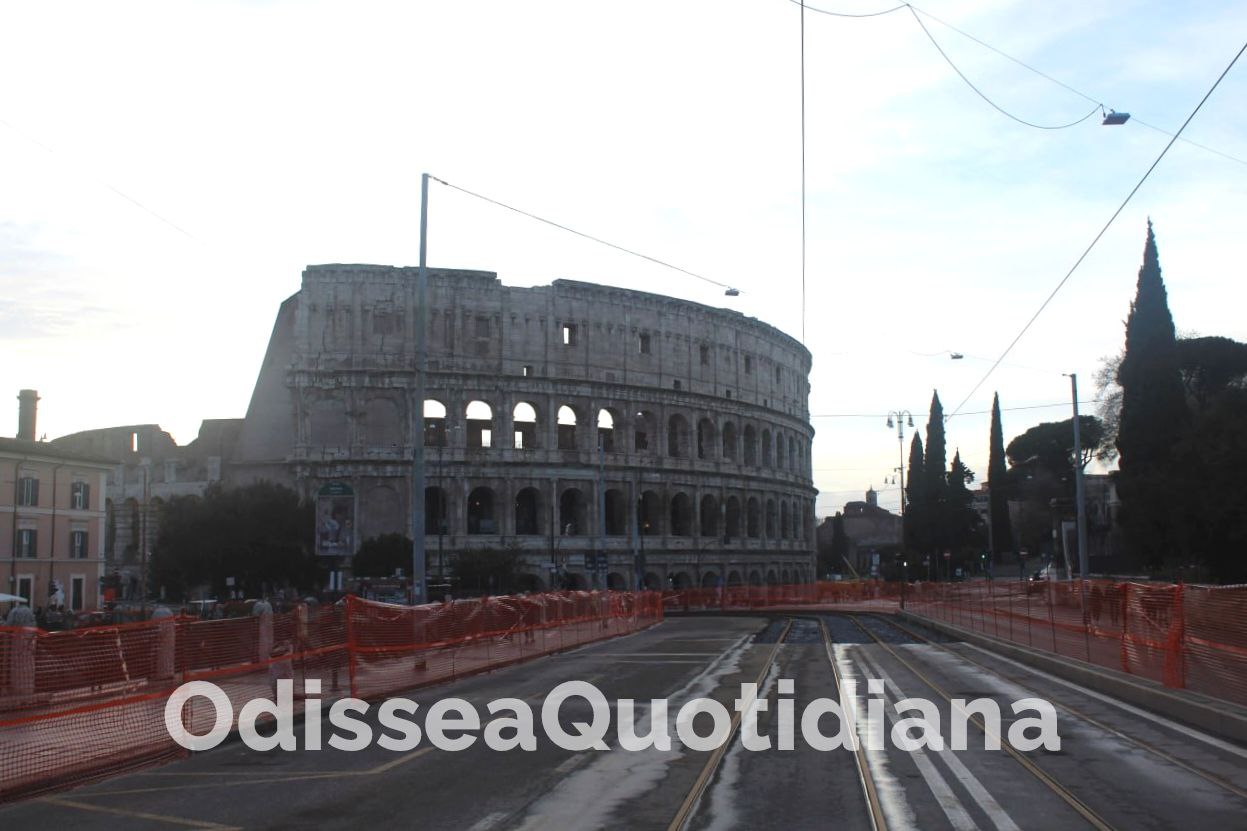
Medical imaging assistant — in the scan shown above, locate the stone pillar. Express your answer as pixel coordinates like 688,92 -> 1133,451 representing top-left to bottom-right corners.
4,605 -> 36,697
152,605 -> 177,682
252,599 -> 274,665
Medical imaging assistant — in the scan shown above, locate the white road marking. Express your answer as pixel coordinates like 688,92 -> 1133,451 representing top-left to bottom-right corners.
834,645 -> 920,831
954,641 -> 1247,760
855,648 -> 1022,831
852,648 -> 982,831
466,811 -> 509,830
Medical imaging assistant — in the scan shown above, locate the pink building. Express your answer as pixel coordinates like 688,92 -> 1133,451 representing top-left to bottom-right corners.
2,391 -> 114,613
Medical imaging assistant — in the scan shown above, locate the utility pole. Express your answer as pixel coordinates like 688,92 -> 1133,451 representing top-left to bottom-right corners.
1069,373 -> 1089,579
410,173 -> 429,605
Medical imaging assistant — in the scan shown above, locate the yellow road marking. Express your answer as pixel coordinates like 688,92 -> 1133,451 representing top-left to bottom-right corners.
39,796 -> 241,830
666,618 -> 792,831
819,617 -> 888,831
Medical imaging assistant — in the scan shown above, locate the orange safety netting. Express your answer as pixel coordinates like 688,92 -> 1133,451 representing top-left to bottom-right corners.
664,578 -> 1247,707
904,579 -> 1247,706
0,590 -> 661,803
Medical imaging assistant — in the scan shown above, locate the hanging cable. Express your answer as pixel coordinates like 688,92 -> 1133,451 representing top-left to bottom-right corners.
431,177 -> 740,293
907,6 -> 1101,129
949,38 -> 1247,419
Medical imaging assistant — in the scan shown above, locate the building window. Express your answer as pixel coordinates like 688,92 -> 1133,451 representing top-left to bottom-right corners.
71,576 -> 85,612
17,476 -> 38,506
17,529 -> 37,558
775,365 -> 782,383
522,365 -> 534,377
562,323 -> 577,346
700,344 -> 709,366
639,333 -> 651,355
16,576 -> 32,605
475,316 -> 491,338
673,380 -> 682,390
71,481 -> 90,510
71,530 -> 89,559
744,355 -> 753,374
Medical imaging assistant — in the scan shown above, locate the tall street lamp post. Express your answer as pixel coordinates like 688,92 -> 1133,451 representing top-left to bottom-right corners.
885,410 -> 914,558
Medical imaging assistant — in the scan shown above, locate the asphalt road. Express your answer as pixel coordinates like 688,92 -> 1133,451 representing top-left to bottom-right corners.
2,614 -> 1246,830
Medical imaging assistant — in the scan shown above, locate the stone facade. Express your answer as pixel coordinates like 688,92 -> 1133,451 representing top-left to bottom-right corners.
52,421 -> 239,599
233,265 -> 818,590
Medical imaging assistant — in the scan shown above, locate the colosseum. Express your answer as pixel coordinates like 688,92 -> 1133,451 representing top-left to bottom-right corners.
228,264 -> 817,591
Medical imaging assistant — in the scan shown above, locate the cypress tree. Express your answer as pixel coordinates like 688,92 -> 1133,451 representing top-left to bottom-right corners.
987,392 -> 1014,560
1115,222 -> 1188,568
947,449 -> 979,554
924,391 -> 949,553
904,433 -> 926,554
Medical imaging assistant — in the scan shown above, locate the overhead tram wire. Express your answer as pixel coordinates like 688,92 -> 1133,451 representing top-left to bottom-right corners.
795,1 -> 1247,164
908,5 -> 1247,168
906,6 -> 1100,130
811,400 -> 1096,418
949,38 -> 1247,420
430,177 -> 740,294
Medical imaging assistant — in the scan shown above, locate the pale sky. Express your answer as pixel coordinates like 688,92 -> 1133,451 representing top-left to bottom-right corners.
3,0 -> 1245,517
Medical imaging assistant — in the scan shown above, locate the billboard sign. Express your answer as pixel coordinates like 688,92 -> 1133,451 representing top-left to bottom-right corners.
316,481 -> 356,557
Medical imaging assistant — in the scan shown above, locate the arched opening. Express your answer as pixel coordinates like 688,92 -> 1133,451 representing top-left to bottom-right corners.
727,570 -> 743,587
743,425 -> 757,466
667,414 -> 689,458
749,570 -> 763,586
762,429 -> 773,467
513,402 -> 539,450
725,496 -> 741,539
643,572 -> 662,590
557,405 -> 579,451
634,410 -> 656,453
607,572 -> 626,591
765,498 -> 777,538
639,490 -> 661,535
425,486 -> 447,534
604,489 -> 627,536
766,569 -> 778,585
466,487 -> 496,534
670,492 -> 692,536
514,487 -> 541,535
465,400 -> 493,448
776,433 -> 785,470
671,572 -> 694,590
597,409 -> 617,453
781,501 -> 791,540
789,439 -> 797,471
565,572 -> 589,590
559,487 -> 587,535
700,571 -> 719,588
699,494 -> 719,538
722,422 -> 737,461
696,418 -> 716,461
746,497 -> 760,539
424,399 -> 447,447
781,569 -> 791,584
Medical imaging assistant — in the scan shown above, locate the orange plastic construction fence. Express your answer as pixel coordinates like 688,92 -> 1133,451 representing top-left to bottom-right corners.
665,578 -> 1247,707
0,590 -> 661,803
903,579 -> 1247,706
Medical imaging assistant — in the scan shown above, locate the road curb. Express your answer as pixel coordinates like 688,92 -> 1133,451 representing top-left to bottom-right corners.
898,610 -> 1247,745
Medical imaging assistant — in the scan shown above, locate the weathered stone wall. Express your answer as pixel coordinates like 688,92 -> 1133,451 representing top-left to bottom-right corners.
234,264 -> 818,590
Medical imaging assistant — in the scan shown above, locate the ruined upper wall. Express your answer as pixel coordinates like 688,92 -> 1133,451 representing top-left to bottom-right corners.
292,265 -> 812,420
